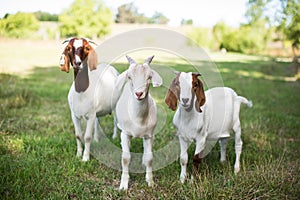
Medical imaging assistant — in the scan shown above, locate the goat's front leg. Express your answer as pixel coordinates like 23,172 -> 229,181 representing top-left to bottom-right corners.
71,113 -> 83,158
193,134 -> 207,171
112,114 -> 118,139
82,114 -> 96,162
119,131 -> 131,190
179,136 -> 190,183
143,135 -> 154,187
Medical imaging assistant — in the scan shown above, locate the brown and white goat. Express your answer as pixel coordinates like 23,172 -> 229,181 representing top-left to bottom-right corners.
60,37 -> 119,161
165,72 -> 252,183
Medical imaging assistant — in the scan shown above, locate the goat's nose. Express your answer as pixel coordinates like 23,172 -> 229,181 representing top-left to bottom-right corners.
135,92 -> 143,99
75,61 -> 82,66
182,98 -> 189,104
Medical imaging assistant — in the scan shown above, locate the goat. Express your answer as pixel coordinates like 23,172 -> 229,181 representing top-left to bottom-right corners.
59,37 -> 119,161
165,72 -> 252,183
114,55 -> 163,190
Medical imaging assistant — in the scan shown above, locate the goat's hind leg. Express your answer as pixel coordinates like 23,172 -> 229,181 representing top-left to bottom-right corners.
71,113 -> 84,158
143,136 -> 154,187
219,137 -> 229,163
233,119 -> 242,174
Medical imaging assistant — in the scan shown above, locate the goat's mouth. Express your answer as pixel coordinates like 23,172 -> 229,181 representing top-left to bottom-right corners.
181,103 -> 190,107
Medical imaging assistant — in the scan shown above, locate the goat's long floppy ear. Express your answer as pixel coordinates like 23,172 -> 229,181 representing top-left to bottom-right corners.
151,70 -> 163,87
59,47 -> 70,73
192,73 -> 206,112
87,49 -> 98,70
165,76 -> 179,111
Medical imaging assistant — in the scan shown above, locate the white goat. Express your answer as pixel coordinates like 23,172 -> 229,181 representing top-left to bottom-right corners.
60,37 -> 118,161
114,55 -> 163,190
165,72 -> 252,183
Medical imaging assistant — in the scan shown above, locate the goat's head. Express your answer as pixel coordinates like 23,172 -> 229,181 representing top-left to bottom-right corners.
115,55 -> 163,101
59,37 -> 98,74
165,72 -> 205,112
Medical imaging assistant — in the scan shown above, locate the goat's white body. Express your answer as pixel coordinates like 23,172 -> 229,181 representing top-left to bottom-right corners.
173,87 -> 252,182
114,56 -> 162,190
116,83 -> 157,138
68,63 -> 119,161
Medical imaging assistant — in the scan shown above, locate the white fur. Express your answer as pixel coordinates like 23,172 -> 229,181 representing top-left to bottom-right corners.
68,63 -> 119,161
114,56 -> 162,190
172,72 -> 252,183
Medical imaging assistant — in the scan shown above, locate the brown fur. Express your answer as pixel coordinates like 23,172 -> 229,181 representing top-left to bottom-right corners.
164,73 -> 180,111
192,73 -> 206,112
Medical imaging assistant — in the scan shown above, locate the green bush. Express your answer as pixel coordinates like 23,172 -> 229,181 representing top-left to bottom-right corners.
0,12 -> 40,38
186,27 -> 214,49
59,0 -> 113,38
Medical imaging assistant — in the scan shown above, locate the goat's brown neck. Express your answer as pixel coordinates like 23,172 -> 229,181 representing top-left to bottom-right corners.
74,60 -> 89,93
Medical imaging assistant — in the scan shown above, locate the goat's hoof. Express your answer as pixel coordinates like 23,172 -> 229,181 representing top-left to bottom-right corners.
119,183 -> 128,191
234,167 -> 240,174
147,180 -> 154,187
82,155 -> 90,162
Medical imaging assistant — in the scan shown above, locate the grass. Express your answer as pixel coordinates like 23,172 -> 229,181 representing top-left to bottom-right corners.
0,40 -> 300,199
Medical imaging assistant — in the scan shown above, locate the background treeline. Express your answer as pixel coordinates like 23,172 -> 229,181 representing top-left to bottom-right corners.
0,0 -> 299,56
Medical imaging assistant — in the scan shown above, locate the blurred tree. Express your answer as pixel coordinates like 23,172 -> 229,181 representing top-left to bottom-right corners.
59,0 -> 113,38
34,11 -> 58,21
0,12 -> 40,38
181,19 -> 193,25
115,2 -> 140,23
150,12 -> 169,24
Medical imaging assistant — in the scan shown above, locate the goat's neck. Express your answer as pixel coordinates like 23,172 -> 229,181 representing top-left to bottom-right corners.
130,94 -> 150,120
74,61 -> 89,93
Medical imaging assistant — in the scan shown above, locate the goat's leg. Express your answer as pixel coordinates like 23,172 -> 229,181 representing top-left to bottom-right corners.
193,135 -> 207,171
119,131 -> 131,190
143,136 -> 154,187
112,114 -> 118,139
93,117 -> 100,142
82,115 -> 96,162
71,113 -> 83,158
233,119 -> 242,174
219,137 -> 229,162
179,136 -> 189,183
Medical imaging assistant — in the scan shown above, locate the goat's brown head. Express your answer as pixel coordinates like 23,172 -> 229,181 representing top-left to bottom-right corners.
165,72 -> 206,112
59,37 -> 98,75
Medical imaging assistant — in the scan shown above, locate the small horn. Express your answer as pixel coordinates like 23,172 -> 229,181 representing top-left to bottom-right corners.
192,72 -> 202,77
62,37 -> 75,44
83,37 -> 98,46
145,55 -> 155,65
126,55 -> 136,65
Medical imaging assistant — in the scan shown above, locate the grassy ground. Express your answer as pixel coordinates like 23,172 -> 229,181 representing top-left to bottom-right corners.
0,40 -> 300,199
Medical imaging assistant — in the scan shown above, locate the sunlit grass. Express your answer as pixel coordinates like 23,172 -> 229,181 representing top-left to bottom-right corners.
0,40 -> 299,199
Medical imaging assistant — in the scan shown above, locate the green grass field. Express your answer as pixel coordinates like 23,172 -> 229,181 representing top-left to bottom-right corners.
0,39 -> 299,199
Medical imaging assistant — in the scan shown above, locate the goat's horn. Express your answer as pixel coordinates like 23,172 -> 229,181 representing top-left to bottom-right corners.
62,37 -> 75,44
192,72 -> 202,76
145,55 -> 155,65
83,37 -> 98,46
126,55 -> 136,65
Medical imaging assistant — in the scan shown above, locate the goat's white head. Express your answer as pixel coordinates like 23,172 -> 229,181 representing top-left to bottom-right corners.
116,55 -> 163,101
165,72 -> 206,112
59,37 -> 98,75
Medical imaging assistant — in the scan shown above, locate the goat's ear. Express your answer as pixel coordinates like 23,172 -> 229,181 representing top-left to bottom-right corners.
88,49 -> 98,71
192,74 -> 206,112
151,69 -> 163,87
165,77 -> 179,111
59,48 -> 70,73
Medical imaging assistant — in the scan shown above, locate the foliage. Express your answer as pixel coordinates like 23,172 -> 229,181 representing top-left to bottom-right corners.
59,0 -> 113,38
115,3 -> 169,24
0,12 -> 40,38
34,11 -> 58,21
187,27 -> 214,49
181,19 -> 193,25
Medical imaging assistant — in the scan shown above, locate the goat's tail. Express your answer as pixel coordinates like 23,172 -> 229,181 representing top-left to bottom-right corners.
236,96 -> 253,108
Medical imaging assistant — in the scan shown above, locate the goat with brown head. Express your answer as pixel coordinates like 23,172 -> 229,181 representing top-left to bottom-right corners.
59,37 -> 98,92
165,72 -> 205,112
